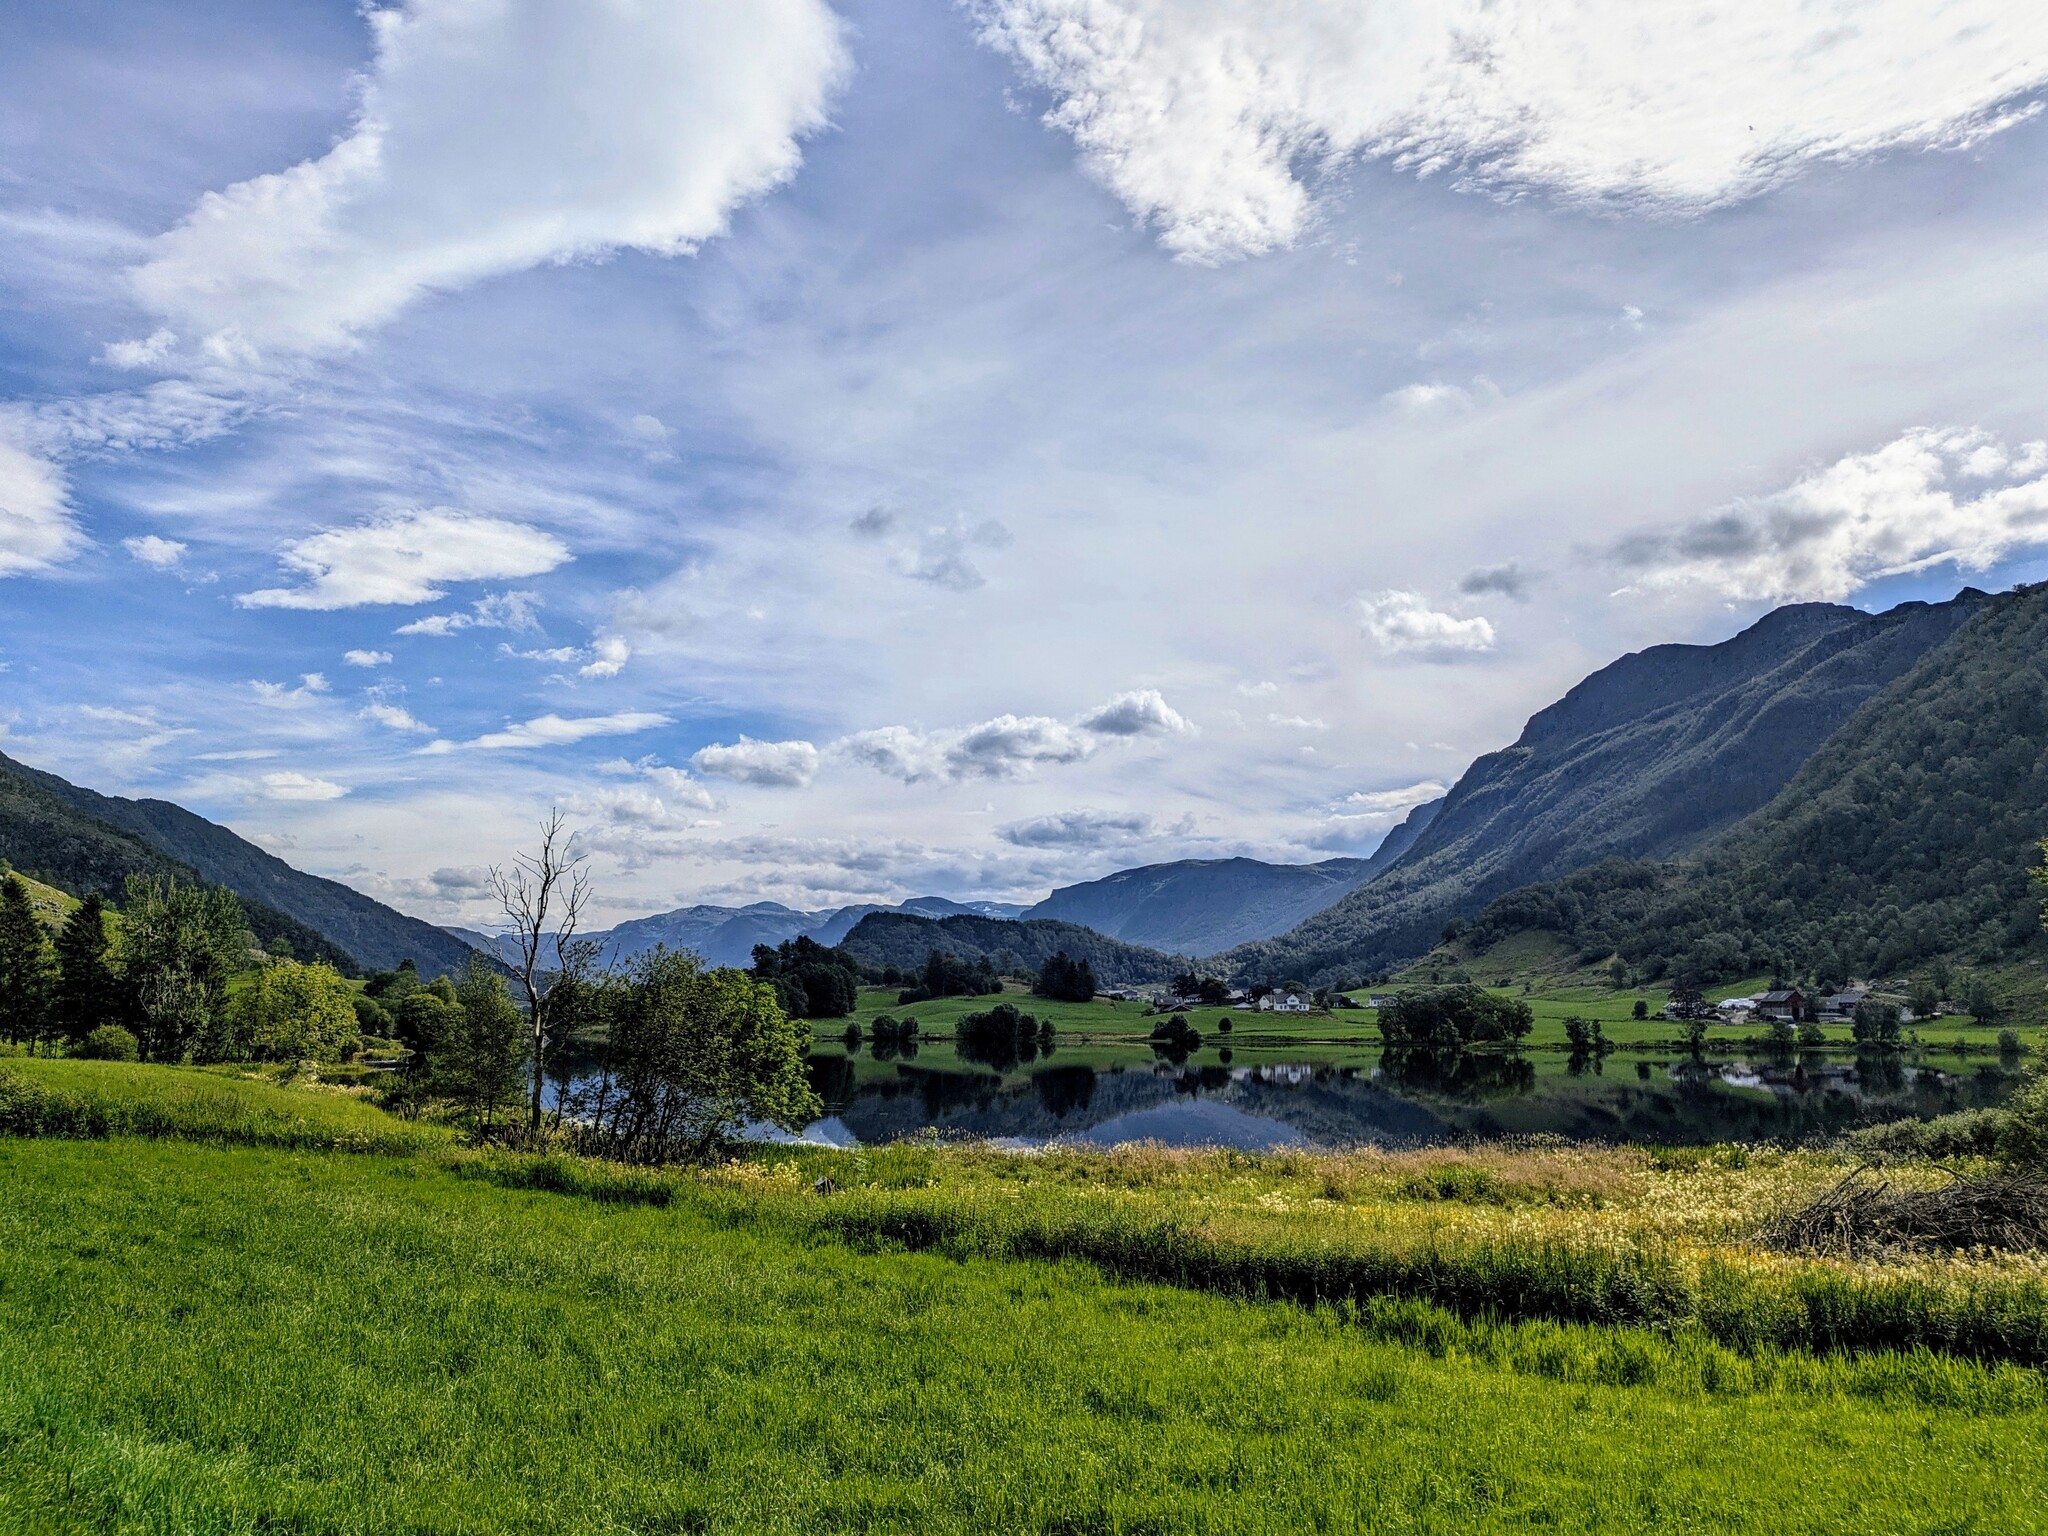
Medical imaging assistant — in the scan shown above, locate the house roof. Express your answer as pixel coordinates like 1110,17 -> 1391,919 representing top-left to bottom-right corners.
1759,989 -> 1801,1003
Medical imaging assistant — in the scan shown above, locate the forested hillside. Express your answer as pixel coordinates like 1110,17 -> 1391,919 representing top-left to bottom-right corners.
0,753 -> 356,971
1466,583 -> 2048,986
1226,591 -> 1990,985
0,750 -> 470,975
837,912 -> 1183,984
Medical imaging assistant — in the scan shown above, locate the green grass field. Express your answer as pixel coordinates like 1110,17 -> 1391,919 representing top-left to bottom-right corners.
3,1061 -> 2048,1532
5,1134 -> 2047,1534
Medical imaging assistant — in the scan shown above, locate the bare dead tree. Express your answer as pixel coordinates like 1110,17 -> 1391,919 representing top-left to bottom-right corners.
489,809 -> 592,1138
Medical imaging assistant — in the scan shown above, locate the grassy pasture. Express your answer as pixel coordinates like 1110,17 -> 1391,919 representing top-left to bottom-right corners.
6,1124 -> 2048,1534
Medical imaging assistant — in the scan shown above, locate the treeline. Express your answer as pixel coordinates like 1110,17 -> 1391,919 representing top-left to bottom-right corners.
838,911 -> 1183,985
0,871 -> 360,1064
750,936 -> 864,1018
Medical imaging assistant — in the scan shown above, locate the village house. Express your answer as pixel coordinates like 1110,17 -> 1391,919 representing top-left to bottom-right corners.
1754,988 -> 1806,1022
1816,986 -> 1869,1020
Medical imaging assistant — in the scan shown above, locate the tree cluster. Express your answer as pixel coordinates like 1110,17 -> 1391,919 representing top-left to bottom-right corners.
954,1001 -> 1054,1072
1375,986 -> 1533,1049
750,935 -> 863,1018
896,948 -> 1001,1005
0,871 -> 366,1067
1033,950 -> 1098,1003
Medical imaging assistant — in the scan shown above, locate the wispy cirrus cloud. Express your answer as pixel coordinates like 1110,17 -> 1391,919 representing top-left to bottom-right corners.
425,710 -> 670,753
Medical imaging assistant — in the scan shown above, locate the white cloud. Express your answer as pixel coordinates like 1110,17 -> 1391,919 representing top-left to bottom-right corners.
401,590 -> 547,637
973,0 -> 2048,260
1269,714 -> 1329,732
461,711 -> 670,752
998,809 -> 1153,848
1077,688 -> 1194,737
1611,427 -> 2048,602
239,510 -> 568,611
1343,780 -> 1448,815
359,702 -> 433,734
344,649 -> 393,668
579,635 -> 632,679
103,328 -> 178,369
1384,382 -> 1473,415
123,0 -> 849,357
261,770 -> 349,802
839,688 -> 1194,784
0,431 -> 80,577
122,534 -> 187,569
251,673 -> 332,708
1359,590 -> 1497,657
690,736 -> 822,788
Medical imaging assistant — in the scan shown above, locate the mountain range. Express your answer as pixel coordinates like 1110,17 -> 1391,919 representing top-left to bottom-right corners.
1225,590 -> 1993,985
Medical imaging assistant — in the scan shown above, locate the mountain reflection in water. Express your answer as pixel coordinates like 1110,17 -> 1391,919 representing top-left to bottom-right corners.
795,1050 -> 2024,1153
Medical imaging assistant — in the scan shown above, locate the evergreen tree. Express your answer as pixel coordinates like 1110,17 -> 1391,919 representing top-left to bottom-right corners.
52,893 -> 121,1045
0,874 -> 56,1048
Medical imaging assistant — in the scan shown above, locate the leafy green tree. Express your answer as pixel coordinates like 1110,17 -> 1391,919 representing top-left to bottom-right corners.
1851,998 -> 1904,1049
215,959 -> 361,1064
1680,1013 -> 1710,1055
433,956 -> 528,1141
1796,1019 -> 1827,1047
117,876 -> 249,1062
585,949 -> 819,1160
53,894 -> 122,1046
1907,980 -> 1941,1021
1965,979 -> 1999,1024
1607,957 -> 1628,990
1377,986 -> 1532,1048
1632,998 -> 1649,1021
0,874 -> 55,1048
751,935 -> 861,1018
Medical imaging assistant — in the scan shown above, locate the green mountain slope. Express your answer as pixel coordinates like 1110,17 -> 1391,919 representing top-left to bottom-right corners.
0,750 -> 474,976
1227,591 -> 1990,985
837,912 -> 1184,985
1466,583 -> 2048,986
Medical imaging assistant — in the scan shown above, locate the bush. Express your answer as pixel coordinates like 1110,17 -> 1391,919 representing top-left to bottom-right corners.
1999,1069 -> 2048,1170
79,1024 -> 139,1062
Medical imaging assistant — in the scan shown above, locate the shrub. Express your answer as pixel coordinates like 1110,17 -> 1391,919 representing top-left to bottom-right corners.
79,1024 -> 139,1062
1999,1069 -> 2048,1170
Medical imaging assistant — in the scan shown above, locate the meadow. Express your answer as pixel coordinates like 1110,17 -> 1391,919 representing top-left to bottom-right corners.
3,1060 -> 2047,1533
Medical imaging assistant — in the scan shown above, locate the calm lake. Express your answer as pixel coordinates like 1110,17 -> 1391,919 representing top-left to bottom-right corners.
782,1044 -> 2025,1151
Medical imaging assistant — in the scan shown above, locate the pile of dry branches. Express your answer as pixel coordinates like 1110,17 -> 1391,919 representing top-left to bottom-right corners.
1766,1166 -> 2048,1258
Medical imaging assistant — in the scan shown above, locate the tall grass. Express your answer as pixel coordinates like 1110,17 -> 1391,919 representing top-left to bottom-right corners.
0,1059 -> 444,1155
4,1137 -> 2044,1536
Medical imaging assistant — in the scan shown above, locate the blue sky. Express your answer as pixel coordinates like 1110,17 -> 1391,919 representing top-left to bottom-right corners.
3,0 -> 2048,927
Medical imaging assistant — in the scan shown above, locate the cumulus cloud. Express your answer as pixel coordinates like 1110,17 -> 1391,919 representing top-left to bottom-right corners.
239,510 -> 568,611
344,649 -> 393,668
1459,563 -> 1534,601
972,0 -> 2048,260
579,635 -> 632,679
123,534 -> 187,570
1610,427 -> 2048,602
1359,591 -> 1497,657
261,770 -> 349,801
436,710 -> 670,753
1077,688 -> 1194,737
690,735 -> 822,788
0,431 -> 80,577
839,688 -> 1193,784
122,0 -> 849,358
998,809 -> 1154,848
